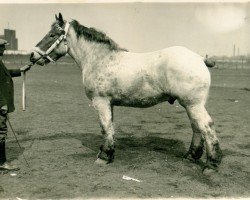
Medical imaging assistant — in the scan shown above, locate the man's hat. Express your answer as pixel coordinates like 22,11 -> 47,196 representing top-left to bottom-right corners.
0,39 -> 9,46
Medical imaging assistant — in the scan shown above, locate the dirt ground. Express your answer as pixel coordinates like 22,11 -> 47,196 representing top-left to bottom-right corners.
0,64 -> 249,199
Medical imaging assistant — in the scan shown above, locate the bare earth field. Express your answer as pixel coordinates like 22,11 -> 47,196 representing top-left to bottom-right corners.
0,63 -> 249,199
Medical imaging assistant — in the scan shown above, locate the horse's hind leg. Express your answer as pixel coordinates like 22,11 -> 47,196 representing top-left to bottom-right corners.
185,104 -> 222,172
92,97 -> 115,164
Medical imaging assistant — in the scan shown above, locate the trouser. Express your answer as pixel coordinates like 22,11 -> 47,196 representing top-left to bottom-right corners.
0,105 -> 8,164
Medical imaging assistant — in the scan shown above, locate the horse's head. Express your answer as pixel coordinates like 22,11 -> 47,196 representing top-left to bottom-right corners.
30,13 -> 70,66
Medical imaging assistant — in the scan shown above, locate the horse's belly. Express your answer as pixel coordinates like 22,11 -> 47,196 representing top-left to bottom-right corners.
109,80 -> 168,107
111,93 -> 169,108
106,73 -> 168,107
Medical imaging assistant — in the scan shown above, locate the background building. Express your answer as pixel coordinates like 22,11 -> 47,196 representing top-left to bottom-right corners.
0,29 -> 18,50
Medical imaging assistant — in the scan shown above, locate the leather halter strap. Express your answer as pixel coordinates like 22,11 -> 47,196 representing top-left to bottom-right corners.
33,21 -> 70,62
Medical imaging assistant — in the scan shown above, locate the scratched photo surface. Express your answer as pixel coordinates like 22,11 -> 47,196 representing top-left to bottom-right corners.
0,2 -> 249,199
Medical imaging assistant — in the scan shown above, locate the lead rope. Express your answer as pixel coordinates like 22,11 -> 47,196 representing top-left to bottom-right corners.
7,117 -> 30,168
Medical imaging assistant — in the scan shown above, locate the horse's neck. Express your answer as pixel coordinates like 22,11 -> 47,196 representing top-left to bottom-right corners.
67,35 -> 113,70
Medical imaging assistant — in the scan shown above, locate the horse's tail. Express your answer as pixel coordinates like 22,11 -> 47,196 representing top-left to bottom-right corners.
204,58 -> 216,68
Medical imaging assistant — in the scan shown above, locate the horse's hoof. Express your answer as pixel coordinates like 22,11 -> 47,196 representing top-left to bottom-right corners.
98,145 -> 115,164
94,158 -> 108,165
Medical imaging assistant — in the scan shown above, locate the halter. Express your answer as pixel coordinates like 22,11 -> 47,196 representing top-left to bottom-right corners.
33,21 -> 70,63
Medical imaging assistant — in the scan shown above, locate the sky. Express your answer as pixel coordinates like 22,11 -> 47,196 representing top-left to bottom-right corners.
0,1 -> 249,57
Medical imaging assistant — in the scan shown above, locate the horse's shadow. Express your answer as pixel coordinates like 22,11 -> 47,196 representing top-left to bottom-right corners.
116,135 -> 208,174
80,133 -> 206,169
80,134 -> 185,155
117,136 -> 185,157
7,130 -> 206,170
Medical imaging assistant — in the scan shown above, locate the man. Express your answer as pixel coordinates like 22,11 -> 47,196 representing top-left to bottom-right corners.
0,39 -> 31,171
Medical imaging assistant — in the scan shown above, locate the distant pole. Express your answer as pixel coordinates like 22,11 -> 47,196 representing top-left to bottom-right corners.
238,48 -> 240,57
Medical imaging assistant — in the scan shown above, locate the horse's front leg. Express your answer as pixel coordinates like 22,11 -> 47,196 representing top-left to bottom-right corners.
92,97 -> 115,164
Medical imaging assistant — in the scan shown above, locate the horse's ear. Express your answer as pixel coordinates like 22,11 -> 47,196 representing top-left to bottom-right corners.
58,13 -> 64,23
55,14 -> 58,20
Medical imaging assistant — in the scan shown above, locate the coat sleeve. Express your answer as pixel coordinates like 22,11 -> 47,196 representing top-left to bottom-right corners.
8,69 -> 22,77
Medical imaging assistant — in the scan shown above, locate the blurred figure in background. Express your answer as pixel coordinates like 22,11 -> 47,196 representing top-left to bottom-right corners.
0,39 -> 31,171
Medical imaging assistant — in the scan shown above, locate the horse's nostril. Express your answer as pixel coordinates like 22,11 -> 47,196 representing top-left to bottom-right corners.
31,52 -> 34,57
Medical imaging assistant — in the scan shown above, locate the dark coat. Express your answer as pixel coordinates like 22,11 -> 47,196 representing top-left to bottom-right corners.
0,59 -> 21,113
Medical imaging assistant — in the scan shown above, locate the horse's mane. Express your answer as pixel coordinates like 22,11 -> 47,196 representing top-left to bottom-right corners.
70,20 -> 127,52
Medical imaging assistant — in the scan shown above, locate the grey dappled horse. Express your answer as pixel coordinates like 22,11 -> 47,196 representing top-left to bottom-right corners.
30,13 -> 222,173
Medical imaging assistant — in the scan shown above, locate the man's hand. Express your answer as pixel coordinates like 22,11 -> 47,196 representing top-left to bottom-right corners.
20,63 -> 32,72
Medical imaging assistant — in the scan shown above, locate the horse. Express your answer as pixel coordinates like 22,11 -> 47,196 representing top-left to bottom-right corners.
30,13 -> 222,173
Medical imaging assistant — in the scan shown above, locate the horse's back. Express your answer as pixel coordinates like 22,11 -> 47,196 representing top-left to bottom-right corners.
121,46 -> 210,90
121,46 -> 208,74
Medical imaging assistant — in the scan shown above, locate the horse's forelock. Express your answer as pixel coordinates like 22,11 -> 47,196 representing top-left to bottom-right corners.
51,21 -> 64,32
